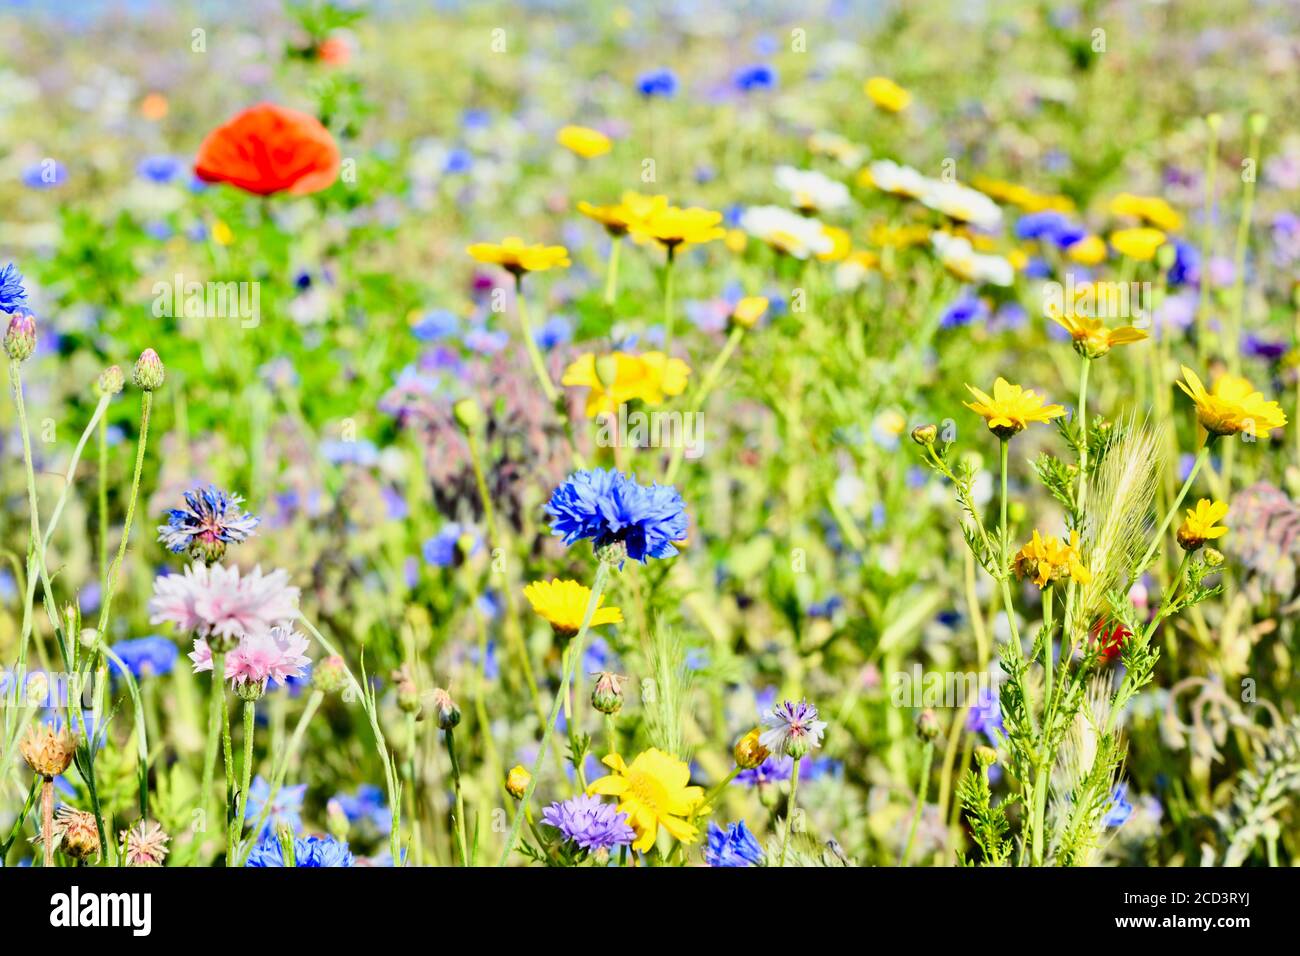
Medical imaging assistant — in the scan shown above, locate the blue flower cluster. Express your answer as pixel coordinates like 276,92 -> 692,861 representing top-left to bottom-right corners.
704,820 -> 764,867
545,469 -> 687,564
245,833 -> 355,867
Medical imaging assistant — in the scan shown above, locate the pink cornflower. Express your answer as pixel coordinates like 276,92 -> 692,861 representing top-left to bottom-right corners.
759,698 -> 828,759
190,625 -> 311,691
120,820 -> 170,867
148,562 -> 299,643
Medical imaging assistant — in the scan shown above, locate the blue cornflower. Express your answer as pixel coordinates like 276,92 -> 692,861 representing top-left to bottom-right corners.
136,155 -> 184,185
545,469 -> 688,564
1103,783 -> 1133,828
109,636 -> 178,679
321,438 -> 380,466
422,523 -> 479,567
940,294 -> 988,330
330,784 -> 391,835
541,794 -> 635,851
157,485 -> 259,561
410,309 -> 459,341
243,776 -> 307,838
735,755 -> 793,787
22,160 -> 67,189
0,263 -> 28,313
245,834 -> 355,867
1166,239 -> 1200,287
733,64 -> 777,93
534,314 -> 573,350
636,68 -> 678,98
443,148 -> 473,175
705,820 -> 764,867
966,685 -> 1004,743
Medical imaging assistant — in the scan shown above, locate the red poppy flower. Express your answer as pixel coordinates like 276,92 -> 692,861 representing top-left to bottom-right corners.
1090,619 -> 1131,662
194,103 -> 339,196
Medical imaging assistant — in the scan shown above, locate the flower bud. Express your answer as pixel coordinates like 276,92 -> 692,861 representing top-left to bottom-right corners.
1248,112 -> 1269,137
313,654 -> 348,694
20,722 -> 75,778
734,728 -> 770,769
237,679 -> 266,702
911,423 -> 938,446
591,672 -> 626,715
394,667 -> 420,714
1205,112 -> 1223,133
915,708 -> 940,742
326,798 -> 350,842
729,295 -> 768,330
96,365 -> 125,396
4,311 -> 36,363
975,745 -> 998,767
430,687 -> 461,730
594,354 -> 620,388
452,397 -> 483,434
1203,547 -> 1224,568
132,348 -> 165,391
505,765 -> 531,799
56,808 -> 101,862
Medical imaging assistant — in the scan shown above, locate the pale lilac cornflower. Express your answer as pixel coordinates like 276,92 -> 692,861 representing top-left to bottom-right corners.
759,699 -> 828,759
148,562 -> 299,645
541,794 -> 635,851
190,625 -> 311,692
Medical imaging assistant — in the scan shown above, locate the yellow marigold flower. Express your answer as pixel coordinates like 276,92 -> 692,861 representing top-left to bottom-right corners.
817,225 -> 852,261
964,377 -> 1066,438
587,749 -> 704,852
1066,234 -> 1107,265
733,728 -> 769,769
1051,312 -> 1148,359
1176,365 -> 1288,437
1109,227 -> 1167,261
561,351 -> 690,418
630,204 -> 725,250
523,579 -> 623,637
731,296 -> 769,329
1177,498 -> 1228,551
864,76 -> 911,112
467,237 -> 571,276
556,124 -> 612,158
211,219 -> 234,246
724,228 -> 748,254
1109,192 -> 1183,232
577,192 -> 666,236
1013,529 -> 1091,589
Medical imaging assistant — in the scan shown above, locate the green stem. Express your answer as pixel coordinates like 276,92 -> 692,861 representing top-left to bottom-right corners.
662,245 -> 677,353
231,697 -> 256,864
515,273 -> 558,403
779,756 -> 802,867
201,656 -> 224,845
1196,118 -> 1220,368
496,560 -> 612,866
446,728 -> 470,866
238,689 -> 323,864
95,390 -> 153,642
900,742 -> 933,866
1137,444 -> 1211,573
1075,357 -> 1092,515
603,235 -> 622,306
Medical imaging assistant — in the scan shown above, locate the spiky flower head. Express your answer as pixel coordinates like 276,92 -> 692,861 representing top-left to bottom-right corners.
120,820 -> 170,866
4,311 -> 36,363
704,820 -> 765,867
1177,498 -> 1229,552
132,348 -> 165,390
190,624 -> 311,694
36,807 -> 100,862
545,468 -> 688,565
759,699 -> 828,760
20,722 -> 75,778
96,365 -> 125,396
0,262 -> 29,313
542,794 -> 636,851
158,485 -> 260,564
591,671 -> 626,715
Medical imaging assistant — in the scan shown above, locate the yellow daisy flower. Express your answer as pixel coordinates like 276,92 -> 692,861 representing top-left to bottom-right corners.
864,76 -> 911,112
964,377 -> 1066,438
523,579 -> 623,637
561,351 -> 690,418
556,124 -> 612,159
587,749 -> 704,852
1066,234 -> 1107,266
1175,365 -> 1288,437
816,225 -> 852,262
466,237 -> 571,276
1013,529 -> 1092,589
1176,499 -> 1228,551
629,204 -> 725,250
1051,311 -> 1148,359
577,192 -> 666,236
730,295 -> 769,329
1109,227 -> 1167,261
1109,192 -> 1183,232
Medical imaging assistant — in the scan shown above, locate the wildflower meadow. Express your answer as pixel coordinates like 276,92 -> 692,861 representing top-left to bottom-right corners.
0,0 -> 1298,910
